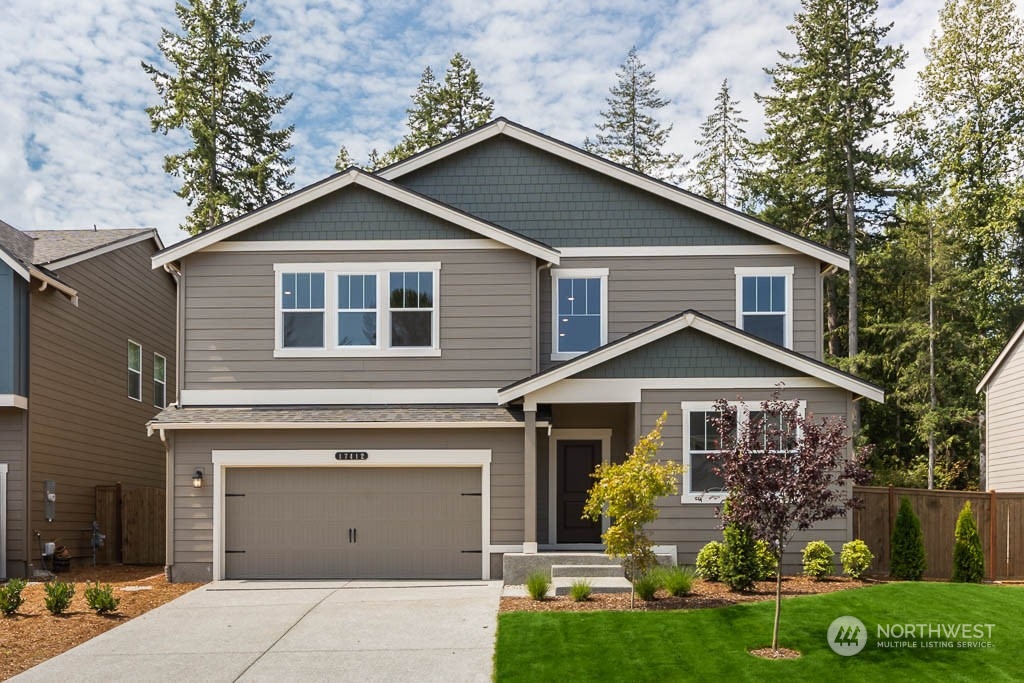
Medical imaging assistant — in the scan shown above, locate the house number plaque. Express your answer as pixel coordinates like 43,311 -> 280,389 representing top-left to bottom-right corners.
335,451 -> 369,460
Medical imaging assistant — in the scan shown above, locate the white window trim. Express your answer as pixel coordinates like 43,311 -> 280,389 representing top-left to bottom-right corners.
128,340 -> 142,402
273,262 -> 441,358
550,267 -> 609,361
153,353 -> 167,408
734,266 -> 794,349
681,399 -> 805,503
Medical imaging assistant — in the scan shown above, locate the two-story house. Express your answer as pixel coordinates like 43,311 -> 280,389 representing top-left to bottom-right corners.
0,221 -> 176,578
148,119 -> 883,583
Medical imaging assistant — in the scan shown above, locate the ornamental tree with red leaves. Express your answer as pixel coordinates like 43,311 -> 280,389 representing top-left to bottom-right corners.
707,391 -> 871,652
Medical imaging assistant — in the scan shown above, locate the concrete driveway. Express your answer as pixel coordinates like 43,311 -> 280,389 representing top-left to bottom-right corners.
13,580 -> 503,682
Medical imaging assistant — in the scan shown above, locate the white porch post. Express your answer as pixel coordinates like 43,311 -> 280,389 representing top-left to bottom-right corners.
523,408 -> 538,553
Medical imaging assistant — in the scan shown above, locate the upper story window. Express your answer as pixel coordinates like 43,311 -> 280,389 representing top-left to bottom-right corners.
734,266 -> 793,348
127,340 -> 142,401
551,268 -> 608,361
275,262 -> 440,357
153,353 -> 167,408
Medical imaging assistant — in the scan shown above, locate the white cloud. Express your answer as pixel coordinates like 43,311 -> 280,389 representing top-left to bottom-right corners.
2,0 -> 1015,247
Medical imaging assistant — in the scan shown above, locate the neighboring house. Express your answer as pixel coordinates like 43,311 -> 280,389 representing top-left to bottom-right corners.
976,320 -> 1024,491
0,221 -> 176,578
148,119 -> 884,583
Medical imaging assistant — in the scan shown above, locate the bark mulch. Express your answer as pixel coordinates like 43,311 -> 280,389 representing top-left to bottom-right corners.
500,575 -> 877,613
0,564 -> 201,681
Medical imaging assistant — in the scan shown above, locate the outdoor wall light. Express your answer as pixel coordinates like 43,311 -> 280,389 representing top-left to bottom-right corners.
192,468 -> 204,488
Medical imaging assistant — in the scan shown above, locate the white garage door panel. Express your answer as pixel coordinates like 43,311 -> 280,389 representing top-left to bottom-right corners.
224,467 -> 481,579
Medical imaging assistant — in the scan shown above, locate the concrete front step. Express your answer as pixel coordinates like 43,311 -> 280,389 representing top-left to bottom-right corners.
553,576 -> 633,595
550,564 -> 624,578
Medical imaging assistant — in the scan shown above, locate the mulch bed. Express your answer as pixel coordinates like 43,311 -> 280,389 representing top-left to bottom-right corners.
500,575 -> 877,613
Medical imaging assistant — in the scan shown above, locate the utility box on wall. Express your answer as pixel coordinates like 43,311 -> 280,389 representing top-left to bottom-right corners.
44,480 -> 56,522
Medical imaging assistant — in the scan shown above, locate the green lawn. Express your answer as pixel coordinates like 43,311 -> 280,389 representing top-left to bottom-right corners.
494,583 -> 1024,682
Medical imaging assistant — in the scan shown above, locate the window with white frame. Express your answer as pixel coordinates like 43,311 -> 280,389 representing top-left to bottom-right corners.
735,266 -> 793,348
153,353 -> 167,408
681,400 -> 804,502
551,268 -> 608,360
275,263 -> 440,356
127,340 -> 142,401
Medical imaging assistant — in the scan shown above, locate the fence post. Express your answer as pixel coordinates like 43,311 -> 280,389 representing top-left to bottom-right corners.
989,489 -> 997,580
887,485 -> 896,544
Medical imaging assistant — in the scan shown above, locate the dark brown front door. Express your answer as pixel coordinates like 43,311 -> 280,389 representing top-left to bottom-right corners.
556,440 -> 602,543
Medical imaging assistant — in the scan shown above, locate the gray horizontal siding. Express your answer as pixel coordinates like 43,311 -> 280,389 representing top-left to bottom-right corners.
170,428 -> 525,570
182,249 -> 536,390
396,136 -> 769,248
986,339 -> 1024,491
227,185 -> 476,241
541,254 -> 821,370
640,387 -> 853,571
0,408 -> 27,574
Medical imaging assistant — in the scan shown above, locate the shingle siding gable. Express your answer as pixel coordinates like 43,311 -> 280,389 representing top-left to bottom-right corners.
394,137 -> 767,248
227,185 -> 478,242
576,327 -> 799,379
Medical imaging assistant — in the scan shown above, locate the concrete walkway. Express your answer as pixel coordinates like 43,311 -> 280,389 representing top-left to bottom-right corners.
13,580 -> 503,682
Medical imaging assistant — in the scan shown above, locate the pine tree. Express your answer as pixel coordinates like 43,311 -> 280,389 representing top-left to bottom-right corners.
749,0 -> 907,361
952,501 -> 984,582
890,496 -> 926,580
143,0 -> 294,235
685,79 -> 754,207
334,146 -> 354,172
584,46 -> 682,179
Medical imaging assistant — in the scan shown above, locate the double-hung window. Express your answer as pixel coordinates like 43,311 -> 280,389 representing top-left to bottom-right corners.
734,266 -> 793,348
551,268 -> 608,360
275,263 -> 440,357
153,353 -> 167,408
127,340 -> 142,402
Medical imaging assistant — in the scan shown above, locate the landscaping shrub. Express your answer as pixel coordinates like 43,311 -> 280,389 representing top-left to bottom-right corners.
802,540 -> 835,580
891,496 -> 927,580
659,566 -> 696,597
84,582 -> 120,614
695,541 -> 722,581
44,580 -> 75,615
841,539 -> 875,579
525,571 -> 551,601
632,572 -> 660,601
569,579 -> 592,602
720,519 -> 758,591
754,540 -> 778,581
0,579 -> 27,616
952,501 -> 984,583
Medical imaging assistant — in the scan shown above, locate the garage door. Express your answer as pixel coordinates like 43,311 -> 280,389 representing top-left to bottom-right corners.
224,467 -> 482,579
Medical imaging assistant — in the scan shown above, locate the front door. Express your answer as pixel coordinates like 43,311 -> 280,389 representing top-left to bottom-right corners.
556,440 -> 602,543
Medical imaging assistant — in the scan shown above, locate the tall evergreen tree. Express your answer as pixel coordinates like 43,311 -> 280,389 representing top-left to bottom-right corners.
584,46 -> 682,179
749,0 -> 906,362
143,0 -> 294,235
685,79 -> 754,207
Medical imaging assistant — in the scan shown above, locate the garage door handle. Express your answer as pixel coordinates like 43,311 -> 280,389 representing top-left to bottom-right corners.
353,528 -> 357,543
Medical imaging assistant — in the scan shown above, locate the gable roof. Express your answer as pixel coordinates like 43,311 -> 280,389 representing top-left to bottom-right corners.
151,169 -> 561,268
497,310 -> 884,404
378,119 -> 848,270
976,319 -> 1024,393
26,228 -> 159,268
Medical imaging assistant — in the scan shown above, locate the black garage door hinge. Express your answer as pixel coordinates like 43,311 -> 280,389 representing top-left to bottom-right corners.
461,492 -> 482,496
225,550 -> 246,554
461,549 -> 483,554
225,493 -> 246,497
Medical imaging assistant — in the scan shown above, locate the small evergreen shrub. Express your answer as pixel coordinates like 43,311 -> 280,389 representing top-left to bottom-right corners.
720,520 -> 758,592
84,582 -> 120,614
569,579 -> 592,602
525,571 -> 550,601
660,566 -> 696,596
632,572 -> 660,601
952,501 -> 984,583
891,496 -> 927,580
44,580 -> 75,615
802,540 -> 835,580
695,541 -> 723,581
0,579 -> 27,616
754,540 -> 778,581
841,539 -> 874,579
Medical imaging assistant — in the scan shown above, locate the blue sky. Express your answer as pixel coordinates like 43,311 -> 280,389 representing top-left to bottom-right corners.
2,0 -> 1014,247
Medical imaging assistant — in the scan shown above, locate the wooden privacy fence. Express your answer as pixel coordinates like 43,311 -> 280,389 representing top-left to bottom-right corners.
95,484 -> 165,565
852,486 -> 1024,580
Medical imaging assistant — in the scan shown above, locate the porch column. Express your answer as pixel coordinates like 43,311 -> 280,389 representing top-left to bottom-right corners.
523,408 -> 538,554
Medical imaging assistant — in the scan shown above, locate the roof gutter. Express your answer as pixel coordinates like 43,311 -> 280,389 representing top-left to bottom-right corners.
29,267 -> 79,306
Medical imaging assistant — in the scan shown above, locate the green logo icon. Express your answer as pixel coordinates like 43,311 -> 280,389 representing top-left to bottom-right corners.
828,616 -> 867,656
